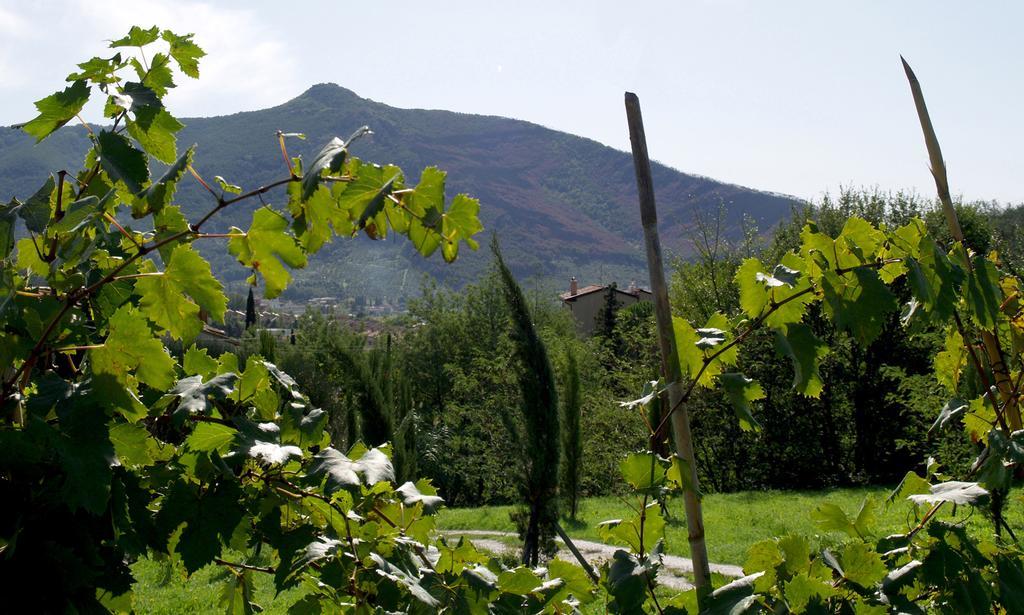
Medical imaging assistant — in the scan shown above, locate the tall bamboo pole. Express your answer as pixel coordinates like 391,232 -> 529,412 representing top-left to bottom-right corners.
902,58 -> 1021,430
624,92 -> 712,605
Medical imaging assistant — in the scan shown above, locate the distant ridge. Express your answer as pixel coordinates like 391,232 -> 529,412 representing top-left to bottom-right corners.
0,83 -> 800,300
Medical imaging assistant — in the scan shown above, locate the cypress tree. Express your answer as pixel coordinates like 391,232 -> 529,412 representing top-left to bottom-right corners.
561,347 -> 583,519
245,287 -> 257,330
492,238 -> 560,566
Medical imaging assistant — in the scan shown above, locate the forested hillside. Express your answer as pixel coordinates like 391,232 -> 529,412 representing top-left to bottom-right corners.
0,83 -> 798,300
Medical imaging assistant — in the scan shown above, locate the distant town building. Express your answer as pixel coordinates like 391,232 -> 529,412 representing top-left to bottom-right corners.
559,277 -> 652,335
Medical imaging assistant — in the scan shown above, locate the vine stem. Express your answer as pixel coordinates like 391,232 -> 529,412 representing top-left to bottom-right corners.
214,558 -> 275,575
46,171 -> 67,262
907,501 -> 945,539
103,213 -> 142,249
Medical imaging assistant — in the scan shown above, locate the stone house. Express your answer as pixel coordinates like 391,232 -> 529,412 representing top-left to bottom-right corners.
559,277 -> 652,335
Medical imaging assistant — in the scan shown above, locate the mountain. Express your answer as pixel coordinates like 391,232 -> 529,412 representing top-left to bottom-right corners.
0,84 -> 800,302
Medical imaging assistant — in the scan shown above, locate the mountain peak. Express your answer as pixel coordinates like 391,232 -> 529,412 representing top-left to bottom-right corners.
297,83 -> 362,104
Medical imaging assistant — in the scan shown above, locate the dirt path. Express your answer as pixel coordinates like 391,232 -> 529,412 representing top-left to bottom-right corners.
439,530 -> 744,592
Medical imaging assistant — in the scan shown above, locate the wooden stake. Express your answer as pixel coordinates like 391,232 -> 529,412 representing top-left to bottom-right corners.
902,58 -> 1021,431
624,92 -> 712,605
554,522 -> 599,583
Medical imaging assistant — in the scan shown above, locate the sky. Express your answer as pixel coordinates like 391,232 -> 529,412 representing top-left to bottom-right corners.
1,1 -> 1021,204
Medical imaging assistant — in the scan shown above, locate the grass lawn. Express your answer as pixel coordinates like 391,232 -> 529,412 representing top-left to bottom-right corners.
437,486 -> 1022,567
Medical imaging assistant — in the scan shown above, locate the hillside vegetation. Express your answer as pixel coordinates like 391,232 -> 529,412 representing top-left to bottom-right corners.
1,83 -> 797,300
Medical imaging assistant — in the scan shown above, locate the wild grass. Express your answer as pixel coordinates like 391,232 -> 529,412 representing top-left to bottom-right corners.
438,487 -> 1023,567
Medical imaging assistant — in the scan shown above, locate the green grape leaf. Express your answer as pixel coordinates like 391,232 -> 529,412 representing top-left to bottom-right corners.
22,80 -> 90,142
218,569 -> 257,615
214,176 -> 242,194
111,26 -> 160,47
300,129 -> 369,201
821,267 -> 897,345
307,447 -> 395,494
109,422 -> 155,467
127,107 -> 184,164
396,480 -> 445,513
338,162 -> 398,234
137,243 -> 226,340
185,422 -> 237,454
176,481 -> 245,573
905,237 -> 964,323
169,373 -> 238,422
997,556 -> 1024,614
97,131 -> 150,194
91,305 -> 175,390
407,167 -> 445,257
289,184 -> 341,253
183,345 -> 219,378
440,194 -> 483,262
839,542 -> 886,588
777,534 -> 810,576
963,255 -> 1002,330
907,481 -> 989,506
702,573 -> 762,615
964,395 -> 996,443
161,30 -> 205,78
774,323 -> 829,398
605,550 -> 655,612
757,264 -> 800,287
50,192 -> 111,235
0,199 -> 16,259
113,81 -> 162,116
929,399 -> 968,436
852,497 -> 877,537
744,540 -> 782,590
68,53 -> 126,84
547,558 -> 596,606
152,204 -> 190,261
719,373 -> 764,431
766,252 -> 816,327
672,316 -> 704,382
736,257 -> 770,318
889,471 -> 932,505
133,145 -> 194,217
497,566 -> 542,595
695,327 -> 726,349
619,451 -> 670,491
811,502 -> 857,537
933,328 -> 966,393
839,217 -> 885,263
52,402 -> 115,515
597,504 -> 664,553
369,552 -> 440,608
19,175 -> 56,233
136,53 -> 175,96
228,208 -> 307,298
785,572 -> 836,613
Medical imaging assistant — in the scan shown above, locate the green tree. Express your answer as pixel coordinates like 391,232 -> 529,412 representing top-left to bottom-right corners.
244,286 -> 257,329
561,346 -> 583,519
493,239 -> 561,566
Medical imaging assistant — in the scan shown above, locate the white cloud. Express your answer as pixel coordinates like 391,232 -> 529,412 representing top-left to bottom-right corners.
1,0 -> 298,121
81,0 -> 297,116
